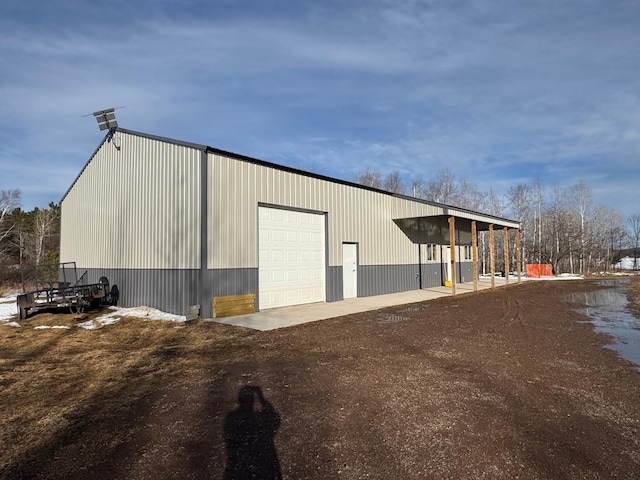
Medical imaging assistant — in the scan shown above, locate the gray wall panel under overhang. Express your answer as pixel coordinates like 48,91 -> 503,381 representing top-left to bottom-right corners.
458,261 -> 474,283
420,263 -> 443,289
358,264 -> 421,297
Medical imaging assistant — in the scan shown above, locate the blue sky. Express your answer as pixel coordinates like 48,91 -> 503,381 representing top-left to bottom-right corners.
0,0 -> 638,216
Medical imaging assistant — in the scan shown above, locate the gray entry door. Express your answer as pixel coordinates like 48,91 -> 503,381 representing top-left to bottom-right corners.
342,243 -> 358,298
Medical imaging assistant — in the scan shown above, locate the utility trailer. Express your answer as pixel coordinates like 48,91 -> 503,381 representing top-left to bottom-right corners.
16,262 -> 111,320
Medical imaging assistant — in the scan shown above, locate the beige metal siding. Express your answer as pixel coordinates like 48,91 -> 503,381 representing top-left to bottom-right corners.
61,132 -> 201,269
208,153 -> 446,269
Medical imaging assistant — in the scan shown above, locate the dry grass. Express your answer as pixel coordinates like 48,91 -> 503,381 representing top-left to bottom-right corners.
0,312 -> 259,475
1,278 -> 640,479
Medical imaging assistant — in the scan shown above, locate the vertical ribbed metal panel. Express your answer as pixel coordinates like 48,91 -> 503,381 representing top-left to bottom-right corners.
78,268 -> 199,316
358,265 -> 421,297
420,263 -> 443,288
61,134 -> 499,314
326,266 -> 343,302
458,261 -> 474,283
208,153 -> 447,271
61,132 -> 201,270
198,268 -> 258,317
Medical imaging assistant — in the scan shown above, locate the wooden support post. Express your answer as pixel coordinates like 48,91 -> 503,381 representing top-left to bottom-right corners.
472,220 -> 478,292
417,243 -> 422,289
489,224 -> 495,288
516,229 -> 521,283
449,216 -> 457,295
503,227 -> 509,285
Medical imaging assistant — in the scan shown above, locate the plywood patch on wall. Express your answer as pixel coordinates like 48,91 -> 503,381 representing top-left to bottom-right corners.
212,294 -> 256,318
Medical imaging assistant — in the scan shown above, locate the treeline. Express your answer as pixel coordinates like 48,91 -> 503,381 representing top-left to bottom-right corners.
0,189 -> 60,287
1,172 -> 638,284
357,168 -> 640,275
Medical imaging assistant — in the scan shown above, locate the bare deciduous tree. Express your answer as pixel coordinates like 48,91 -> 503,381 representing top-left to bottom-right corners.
410,178 -> 427,198
545,187 -> 575,274
0,189 -> 21,257
507,184 -> 533,272
457,180 -> 483,211
531,180 -> 545,264
382,171 -> 406,194
628,214 -> 640,270
425,168 -> 459,205
32,206 -> 59,265
569,181 -> 592,274
589,206 -> 623,271
354,168 -> 629,275
356,169 -> 383,189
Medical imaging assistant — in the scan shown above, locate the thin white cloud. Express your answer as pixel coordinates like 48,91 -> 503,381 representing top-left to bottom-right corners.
0,0 -> 638,214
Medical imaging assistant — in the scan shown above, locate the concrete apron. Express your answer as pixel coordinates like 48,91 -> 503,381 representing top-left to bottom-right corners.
207,276 -> 514,331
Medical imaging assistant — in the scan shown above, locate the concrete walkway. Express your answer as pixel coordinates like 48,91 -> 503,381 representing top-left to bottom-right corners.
208,276 -> 516,331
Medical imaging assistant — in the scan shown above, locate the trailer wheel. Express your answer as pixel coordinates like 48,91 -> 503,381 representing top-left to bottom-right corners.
110,284 -> 119,306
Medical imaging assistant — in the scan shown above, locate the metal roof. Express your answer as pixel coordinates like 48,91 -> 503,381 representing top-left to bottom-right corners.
61,127 -> 520,230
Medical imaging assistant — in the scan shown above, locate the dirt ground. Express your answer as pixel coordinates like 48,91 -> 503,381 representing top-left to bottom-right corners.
1,278 -> 639,480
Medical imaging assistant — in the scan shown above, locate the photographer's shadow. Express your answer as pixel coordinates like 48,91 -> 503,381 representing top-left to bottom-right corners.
223,385 -> 282,480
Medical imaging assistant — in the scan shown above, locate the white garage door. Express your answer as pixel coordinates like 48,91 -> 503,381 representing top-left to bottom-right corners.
259,207 -> 326,309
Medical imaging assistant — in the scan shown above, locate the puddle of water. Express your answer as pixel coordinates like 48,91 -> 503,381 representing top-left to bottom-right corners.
595,278 -> 631,287
568,284 -> 640,371
567,289 -> 628,308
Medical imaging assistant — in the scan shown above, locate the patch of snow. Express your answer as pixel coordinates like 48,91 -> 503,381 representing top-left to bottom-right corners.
77,315 -> 121,330
525,275 -> 583,281
0,296 -> 18,325
79,305 -> 187,329
96,306 -> 187,322
76,320 -> 99,330
555,274 -> 584,280
34,325 -> 71,330
1,295 -> 186,330
614,257 -> 640,270
479,273 -> 584,281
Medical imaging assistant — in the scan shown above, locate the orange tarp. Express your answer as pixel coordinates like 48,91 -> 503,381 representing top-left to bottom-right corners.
526,264 -> 553,278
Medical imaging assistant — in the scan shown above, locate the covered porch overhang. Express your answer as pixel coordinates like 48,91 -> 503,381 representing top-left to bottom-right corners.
393,212 -> 521,295
392,214 -> 519,244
